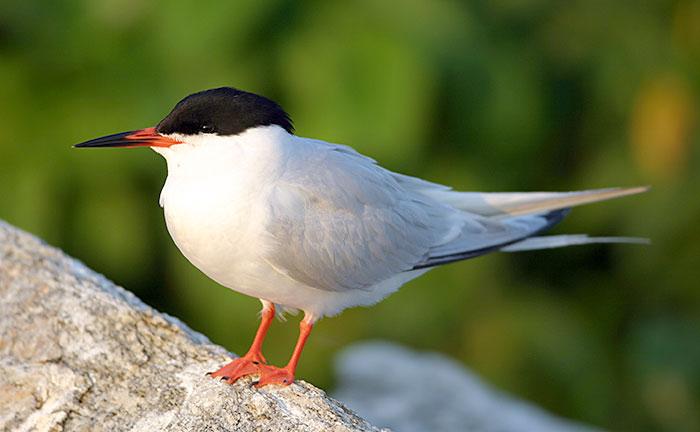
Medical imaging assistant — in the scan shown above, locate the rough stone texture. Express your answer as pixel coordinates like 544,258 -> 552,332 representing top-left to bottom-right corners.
0,220 -> 383,432
333,341 -> 605,432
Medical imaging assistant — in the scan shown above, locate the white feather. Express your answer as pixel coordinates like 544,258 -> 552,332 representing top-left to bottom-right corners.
501,235 -> 650,251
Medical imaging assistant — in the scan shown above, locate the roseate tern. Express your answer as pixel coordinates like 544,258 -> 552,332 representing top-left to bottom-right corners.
75,87 -> 648,387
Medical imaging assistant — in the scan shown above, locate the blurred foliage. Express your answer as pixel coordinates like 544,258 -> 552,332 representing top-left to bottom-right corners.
1,0 -> 699,431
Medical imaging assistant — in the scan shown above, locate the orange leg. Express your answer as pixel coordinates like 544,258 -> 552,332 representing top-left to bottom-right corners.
209,300 -> 275,384
255,314 -> 314,387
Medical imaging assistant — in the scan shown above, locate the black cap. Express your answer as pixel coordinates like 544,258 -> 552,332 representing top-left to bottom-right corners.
156,87 -> 294,137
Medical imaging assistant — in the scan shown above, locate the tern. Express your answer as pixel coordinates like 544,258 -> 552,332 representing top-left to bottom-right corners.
75,87 -> 647,387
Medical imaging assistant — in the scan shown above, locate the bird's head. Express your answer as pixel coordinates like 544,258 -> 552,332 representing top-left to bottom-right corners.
74,87 -> 294,150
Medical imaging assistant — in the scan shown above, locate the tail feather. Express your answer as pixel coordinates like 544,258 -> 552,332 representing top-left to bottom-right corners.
403,183 -> 649,270
501,235 -> 650,252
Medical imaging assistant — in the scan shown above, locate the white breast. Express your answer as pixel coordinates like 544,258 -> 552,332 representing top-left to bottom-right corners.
154,127 -> 290,300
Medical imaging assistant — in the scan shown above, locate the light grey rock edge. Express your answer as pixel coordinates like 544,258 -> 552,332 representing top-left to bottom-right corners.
0,220 -> 384,432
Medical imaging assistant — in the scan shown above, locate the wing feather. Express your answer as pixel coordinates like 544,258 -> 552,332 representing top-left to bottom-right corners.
262,138 -> 648,293
264,142 -> 441,292
399,184 -> 649,218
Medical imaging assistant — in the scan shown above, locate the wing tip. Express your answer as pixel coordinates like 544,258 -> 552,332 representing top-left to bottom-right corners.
608,185 -> 651,196
413,208 -> 570,269
498,185 -> 650,218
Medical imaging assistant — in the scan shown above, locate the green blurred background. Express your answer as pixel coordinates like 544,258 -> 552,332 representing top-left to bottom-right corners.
1,0 -> 698,430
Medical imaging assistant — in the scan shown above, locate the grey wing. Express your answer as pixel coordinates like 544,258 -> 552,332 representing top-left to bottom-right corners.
263,145 -> 444,292
262,141 -> 560,292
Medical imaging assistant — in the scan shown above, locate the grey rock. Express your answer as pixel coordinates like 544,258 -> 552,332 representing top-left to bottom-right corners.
333,341 -> 605,432
0,220 -> 383,432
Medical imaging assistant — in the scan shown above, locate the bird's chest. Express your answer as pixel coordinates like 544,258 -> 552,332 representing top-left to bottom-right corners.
159,167 -> 272,284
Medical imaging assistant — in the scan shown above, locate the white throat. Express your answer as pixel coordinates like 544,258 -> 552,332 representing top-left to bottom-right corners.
152,125 -> 290,206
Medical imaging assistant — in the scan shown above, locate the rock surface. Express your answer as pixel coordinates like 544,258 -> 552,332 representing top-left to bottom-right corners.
0,220 -> 383,432
333,341 -> 604,432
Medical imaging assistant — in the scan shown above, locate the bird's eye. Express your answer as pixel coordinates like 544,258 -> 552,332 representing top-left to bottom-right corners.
200,124 -> 215,133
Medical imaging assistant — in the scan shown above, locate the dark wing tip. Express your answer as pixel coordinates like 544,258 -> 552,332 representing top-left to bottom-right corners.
412,208 -> 571,270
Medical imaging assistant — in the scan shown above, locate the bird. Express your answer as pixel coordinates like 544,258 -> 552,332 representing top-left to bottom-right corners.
75,87 -> 648,387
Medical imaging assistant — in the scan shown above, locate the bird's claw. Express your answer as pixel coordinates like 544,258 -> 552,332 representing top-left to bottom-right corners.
208,353 -> 266,384
254,364 -> 295,387
209,359 -> 295,387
